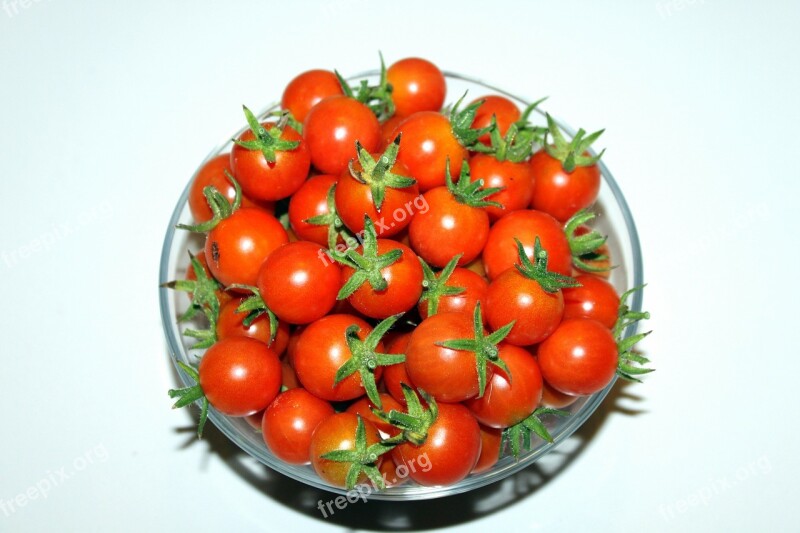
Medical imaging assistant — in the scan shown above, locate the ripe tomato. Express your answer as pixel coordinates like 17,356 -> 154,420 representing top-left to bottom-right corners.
468,154 -> 534,221
485,267 -> 565,346
341,240 -> 423,319
216,297 -> 290,354
257,241 -> 341,324
293,314 -> 382,402
392,402 -> 481,486
230,122 -> 310,202
198,337 -> 282,416
482,210 -> 572,279
188,154 -> 266,223
470,95 -> 521,146
262,388 -> 335,464
310,413 -> 383,488
417,267 -> 488,321
540,378 -> 579,408
386,57 -> 446,117
380,114 -> 406,149
464,344 -> 543,428
405,312 -> 494,402
529,149 -> 601,222
472,425 -> 503,474
346,393 -> 403,437
304,95 -> 381,175
204,207 -> 288,288
382,333 -> 415,405
281,69 -> 344,123
288,174 -> 339,246
408,186 -> 489,267
563,274 -> 619,329
538,317 -> 618,396
392,112 -> 467,192
571,225 -> 612,278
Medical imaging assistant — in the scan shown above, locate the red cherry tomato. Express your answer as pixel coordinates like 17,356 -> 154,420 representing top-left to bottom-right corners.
382,333 -> 415,406
529,149 -> 601,222
216,297 -> 290,355
540,378 -> 579,409
310,413 -> 383,488
188,154 -> 267,222
472,425 -> 503,474
386,57 -> 446,117
281,69 -> 344,123
346,393 -> 403,437
417,267 -> 488,321
563,274 -> 620,329
468,154 -> 534,221
288,174 -> 339,246
262,388 -> 335,464
470,95 -> 521,146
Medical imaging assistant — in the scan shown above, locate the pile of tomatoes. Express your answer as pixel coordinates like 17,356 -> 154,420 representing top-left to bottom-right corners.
165,55 -> 651,491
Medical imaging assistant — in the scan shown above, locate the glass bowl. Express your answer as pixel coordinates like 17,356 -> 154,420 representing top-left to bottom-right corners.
159,71 -> 644,501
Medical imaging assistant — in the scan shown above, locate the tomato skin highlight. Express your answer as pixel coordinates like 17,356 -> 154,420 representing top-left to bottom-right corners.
464,344 -> 543,428
204,207 -> 289,288
198,337 -> 282,417
538,318 -> 618,396
563,274 -> 620,329
262,388 -> 335,464
304,95 -> 381,175
486,268 -> 565,346
257,241 -> 341,325
281,69 -> 344,124
230,124 -> 310,202
392,402 -> 481,486
405,312 -> 494,402
408,186 -> 489,267
529,149 -> 601,222
393,112 -> 467,192
293,314 -> 382,402
310,413 -> 383,488
386,57 -> 446,117
482,209 -> 572,280
468,154 -> 535,221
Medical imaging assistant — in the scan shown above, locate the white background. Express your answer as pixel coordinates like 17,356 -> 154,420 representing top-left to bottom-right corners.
1,0 -> 797,531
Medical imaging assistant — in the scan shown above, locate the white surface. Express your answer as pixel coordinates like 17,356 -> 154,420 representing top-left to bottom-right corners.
0,0 -> 797,531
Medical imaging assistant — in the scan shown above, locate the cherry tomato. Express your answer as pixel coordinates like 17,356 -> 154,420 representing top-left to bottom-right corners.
464,344 -> 543,428
393,112 -> 467,192
485,267 -> 565,346
216,297 -> 290,355
281,69 -> 344,123
204,207 -> 288,288
405,312 -> 494,402
257,241 -> 341,324
572,225 -> 612,278
262,388 -> 335,464
198,337 -> 282,416
386,57 -> 446,117
188,154 -> 267,222
288,174 -> 339,246
310,413 -> 383,488
472,425 -> 503,474
346,393 -> 403,437
293,314 -> 382,402
469,154 -> 534,221
417,267 -> 488,321
529,149 -> 601,222
304,95 -> 381,175
538,317 -> 618,396
470,95 -> 520,146
380,114 -> 406,149
382,333 -> 415,405
482,209 -> 572,279
408,186 -> 489,267
563,274 -> 619,329
342,240 -> 423,319
230,123 -> 310,202
392,402 -> 481,486
540,378 -> 579,409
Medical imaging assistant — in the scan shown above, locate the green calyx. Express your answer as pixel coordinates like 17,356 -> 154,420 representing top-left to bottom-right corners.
543,113 -> 605,173
168,361 -> 210,439
614,285 -> 654,382
176,171 -> 242,233
162,251 -> 223,324
348,135 -> 416,212
380,384 -> 438,447
501,407 -> 569,459
445,158 -> 503,209
226,284 -> 280,342
304,183 -> 356,254
320,415 -> 397,490
335,315 -> 406,409
419,255 -> 466,317
266,109 -> 303,134
335,52 -> 395,121
514,237 -> 581,293
450,92 -> 494,150
487,97 -> 549,163
334,217 -> 403,299
435,303 -> 513,398
564,209 -> 612,273
233,105 -> 300,164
